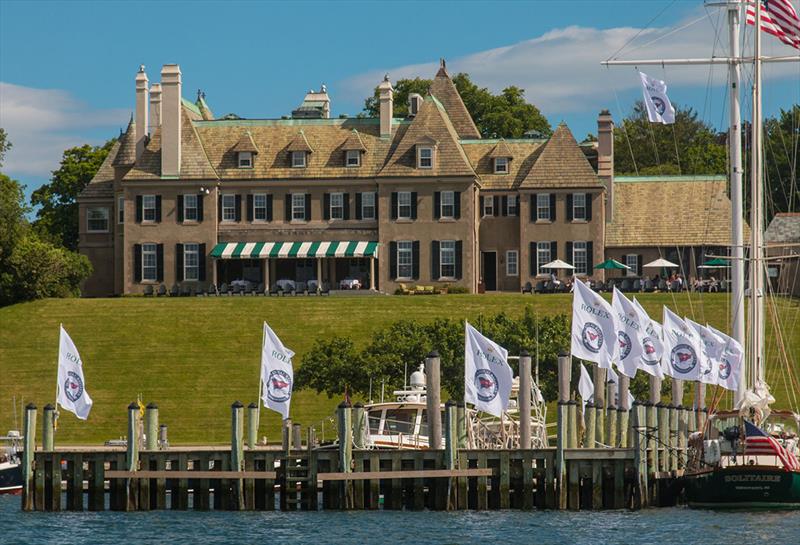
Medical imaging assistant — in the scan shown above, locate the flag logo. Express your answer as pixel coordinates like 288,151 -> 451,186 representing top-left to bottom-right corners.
581,323 -> 604,353
670,344 -> 698,374
266,369 -> 292,403
618,331 -> 632,360
474,369 -> 499,402
641,337 -> 659,365
719,359 -> 732,380
651,96 -> 666,115
64,371 -> 84,402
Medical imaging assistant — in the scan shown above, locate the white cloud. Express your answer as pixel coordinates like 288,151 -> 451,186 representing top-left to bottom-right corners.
0,82 -> 128,177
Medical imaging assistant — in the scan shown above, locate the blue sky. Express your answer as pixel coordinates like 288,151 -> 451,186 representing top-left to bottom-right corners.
1,0 -> 798,198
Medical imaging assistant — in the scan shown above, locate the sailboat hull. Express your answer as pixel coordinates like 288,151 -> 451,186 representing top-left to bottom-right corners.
686,466 -> 800,509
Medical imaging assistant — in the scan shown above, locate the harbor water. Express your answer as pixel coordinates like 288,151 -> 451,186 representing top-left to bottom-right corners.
4,495 -> 799,544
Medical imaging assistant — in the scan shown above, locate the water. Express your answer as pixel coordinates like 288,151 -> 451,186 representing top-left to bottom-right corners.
3,495 -> 799,545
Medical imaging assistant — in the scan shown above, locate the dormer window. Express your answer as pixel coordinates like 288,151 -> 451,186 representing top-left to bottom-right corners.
418,147 -> 433,169
494,157 -> 509,174
291,151 -> 307,168
346,150 -> 361,167
238,151 -> 253,168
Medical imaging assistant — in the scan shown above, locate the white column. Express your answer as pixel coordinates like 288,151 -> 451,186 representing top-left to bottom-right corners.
316,258 -> 323,292
212,259 -> 218,286
370,257 -> 376,290
263,258 -> 270,289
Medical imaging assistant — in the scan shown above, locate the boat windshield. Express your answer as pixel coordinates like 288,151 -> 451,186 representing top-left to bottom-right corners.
383,409 -> 417,435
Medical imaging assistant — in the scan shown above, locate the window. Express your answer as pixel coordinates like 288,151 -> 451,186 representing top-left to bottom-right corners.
291,151 -> 306,168
494,157 -> 509,174
536,194 -> 551,221
253,194 -> 267,221
507,195 -> 518,216
87,207 -> 109,232
292,193 -> 306,221
361,192 -> 375,220
183,194 -> 198,222
221,194 -> 236,222
536,242 -> 551,275
118,196 -> 124,224
440,240 -> 456,278
573,193 -> 587,221
346,150 -> 360,167
418,147 -> 433,169
573,242 -> 588,275
184,243 -> 199,281
398,191 -> 412,219
440,191 -> 455,219
142,243 -> 157,282
330,192 -> 344,220
142,194 -> 156,222
506,250 -> 518,276
397,241 -> 413,279
625,254 -> 638,277
238,151 -> 253,168
483,196 -> 494,217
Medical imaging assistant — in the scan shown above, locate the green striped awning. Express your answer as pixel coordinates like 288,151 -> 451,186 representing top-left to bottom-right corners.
209,241 -> 379,260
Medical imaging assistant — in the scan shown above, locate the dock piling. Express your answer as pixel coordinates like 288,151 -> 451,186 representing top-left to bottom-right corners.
145,403 -> 158,451
22,403 -> 36,511
230,401 -> 245,510
42,404 -> 54,452
247,402 -> 258,449
425,351 -> 443,450
518,350 -> 532,449
126,402 -> 140,510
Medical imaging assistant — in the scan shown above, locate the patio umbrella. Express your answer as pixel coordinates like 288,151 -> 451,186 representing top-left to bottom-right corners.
698,258 -> 730,268
594,258 -> 630,270
643,258 -> 679,269
541,259 -> 575,270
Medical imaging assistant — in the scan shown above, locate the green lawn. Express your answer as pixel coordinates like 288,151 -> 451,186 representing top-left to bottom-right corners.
1,293 -> 797,445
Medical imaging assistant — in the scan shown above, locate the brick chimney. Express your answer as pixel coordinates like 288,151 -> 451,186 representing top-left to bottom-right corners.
378,75 -> 393,137
597,109 -> 614,223
160,64 -> 182,177
135,66 -> 149,160
148,83 -> 162,136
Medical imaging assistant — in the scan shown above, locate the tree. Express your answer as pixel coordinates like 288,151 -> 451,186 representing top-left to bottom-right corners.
614,101 -> 726,176
0,128 -> 10,167
0,172 -> 28,264
763,105 -> 799,218
31,139 -> 116,250
362,73 -> 551,139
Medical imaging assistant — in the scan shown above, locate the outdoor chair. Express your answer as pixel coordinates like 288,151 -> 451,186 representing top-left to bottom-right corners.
643,279 -> 655,292
231,284 -> 243,296
621,279 -> 633,292
157,284 -> 167,296
533,280 -> 545,293
670,280 -> 681,292
269,284 -> 281,296
206,284 -> 218,296
632,279 -> 642,292
256,283 -> 265,295
320,282 -> 331,296
181,284 -> 192,297
143,285 -> 154,297
169,284 -> 180,297
720,279 -> 730,292
657,280 -> 668,292
522,281 -> 533,294
296,282 -> 307,295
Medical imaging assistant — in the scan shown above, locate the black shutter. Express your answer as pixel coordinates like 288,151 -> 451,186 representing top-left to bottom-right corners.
530,242 -> 537,276
493,196 -> 500,217
266,195 -> 273,222
566,242 -> 573,265
343,193 -> 350,220
637,254 -> 643,276
587,242 -> 594,272
410,192 -> 417,219
455,241 -> 463,279
177,195 -> 184,223
549,194 -> 556,222
434,192 -> 441,220
197,194 -> 204,223
218,195 -> 223,222
176,243 -> 184,282
391,192 -> 398,220
199,243 -> 206,281
304,194 -> 311,220
530,194 -> 536,222
374,193 -> 378,219
566,194 -> 573,222
155,195 -> 162,222
454,191 -> 461,219
136,196 -> 143,223
324,193 -> 330,220
234,195 -> 242,222
247,194 -> 254,222
355,193 -> 362,220
285,195 -> 292,222
586,193 -> 593,221
480,196 -> 485,216
431,241 -> 440,280
156,244 -> 164,282
134,244 -> 142,282
502,196 -> 508,216
412,241 -> 420,279
389,241 -> 397,280
550,241 -> 557,262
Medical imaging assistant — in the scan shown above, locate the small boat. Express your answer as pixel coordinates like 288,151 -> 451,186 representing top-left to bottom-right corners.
0,431 -> 23,495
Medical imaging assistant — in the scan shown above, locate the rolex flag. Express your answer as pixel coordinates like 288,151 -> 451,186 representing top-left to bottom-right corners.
639,72 -> 676,124
57,325 -> 93,420
708,324 -> 744,391
571,280 -> 619,369
464,321 -> 513,417
661,307 -> 704,381
260,322 -> 295,419
612,288 -> 646,378
686,318 -> 725,386
632,297 -> 665,379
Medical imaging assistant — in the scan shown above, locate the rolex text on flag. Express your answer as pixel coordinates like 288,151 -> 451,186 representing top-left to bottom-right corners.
639,72 -> 676,124
571,280 -> 619,369
661,307 -> 705,381
631,297 -> 665,379
612,288 -> 647,378
708,324 -> 744,391
260,322 -> 295,420
57,325 -> 93,420
464,322 -> 513,418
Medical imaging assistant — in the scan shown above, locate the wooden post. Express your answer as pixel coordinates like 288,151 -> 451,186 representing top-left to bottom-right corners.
632,402 -> 648,508
567,401 -> 578,449
647,375 -> 661,477
42,404 -> 55,452
618,375 -> 630,448
584,403 -> 596,448
22,403 -> 36,511
694,383 -> 706,430
678,406 -> 689,469
247,403 -> 258,449
282,419 -> 292,452
126,402 -> 140,511
145,403 -> 158,451
425,351 -> 443,451
231,401 -> 245,510
649,375 -> 662,404
352,403 -> 366,449
657,403 -> 669,473
556,352 -> 570,509
518,350 -> 532,449
669,404 -> 679,472
593,367 -> 606,447
456,402 -> 467,449
292,423 -> 302,451
671,379 -> 683,407
337,401 -> 352,509
444,400 -> 457,469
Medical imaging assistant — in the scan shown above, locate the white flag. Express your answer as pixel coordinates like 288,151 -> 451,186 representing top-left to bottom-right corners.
708,324 -> 744,391
260,322 -> 295,419
571,280 -> 619,369
661,307 -> 704,381
611,288 -> 647,378
57,325 -> 93,420
464,322 -> 513,417
639,71 -> 676,124
632,297 -> 665,379
578,363 -> 594,413
686,318 -> 725,386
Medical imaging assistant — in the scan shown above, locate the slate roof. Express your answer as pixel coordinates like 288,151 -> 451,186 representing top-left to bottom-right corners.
429,60 -> 481,139
520,123 -> 603,189
461,140 -> 544,190
765,213 -> 800,243
112,118 -> 137,167
231,131 -> 259,154
286,130 -> 314,153
80,141 -> 120,199
341,129 -> 368,152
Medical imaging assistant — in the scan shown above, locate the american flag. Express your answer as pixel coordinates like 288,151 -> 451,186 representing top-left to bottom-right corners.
746,0 -> 800,50
744,420 -> 800,471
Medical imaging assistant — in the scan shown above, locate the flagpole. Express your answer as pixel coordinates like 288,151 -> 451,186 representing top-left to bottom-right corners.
54,324 -> 62,432
257,321 -> 266,434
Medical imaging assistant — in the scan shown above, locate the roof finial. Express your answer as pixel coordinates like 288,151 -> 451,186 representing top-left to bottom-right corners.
197,89 -> 206,101
383,73 -> 390,82
440,58 -> 445,69
321,83 -> 327,93
138,64 -> 145,73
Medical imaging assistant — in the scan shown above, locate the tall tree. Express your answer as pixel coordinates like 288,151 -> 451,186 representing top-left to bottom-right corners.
31,139 -> 116,250
763,105 -> 799,217
0,128 -> 10,167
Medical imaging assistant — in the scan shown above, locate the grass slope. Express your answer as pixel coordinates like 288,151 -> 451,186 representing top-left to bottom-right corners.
1,293 -> 797,444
